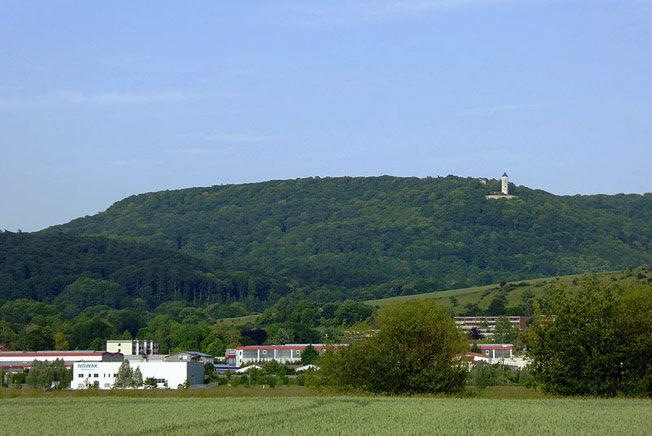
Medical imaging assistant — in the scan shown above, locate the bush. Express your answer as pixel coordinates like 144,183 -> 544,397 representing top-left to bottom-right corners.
470,363 -> 492,389
526,278 -> 652,396
310,300 -> 467,394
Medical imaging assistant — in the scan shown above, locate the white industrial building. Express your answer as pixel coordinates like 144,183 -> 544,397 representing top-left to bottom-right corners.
234,344 -> 338,367
73,360 -> 204,390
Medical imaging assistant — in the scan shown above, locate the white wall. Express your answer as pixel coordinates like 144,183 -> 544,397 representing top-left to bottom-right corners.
72,361 -> 203,390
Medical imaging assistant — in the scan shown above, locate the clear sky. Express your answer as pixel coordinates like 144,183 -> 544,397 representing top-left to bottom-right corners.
1,0 -> 651,231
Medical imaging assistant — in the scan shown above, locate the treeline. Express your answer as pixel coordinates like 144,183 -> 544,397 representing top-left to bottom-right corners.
0,232 -> 291,310
307,273 -> 652,397
0,293 -> 374,355
44,176 -> 652,300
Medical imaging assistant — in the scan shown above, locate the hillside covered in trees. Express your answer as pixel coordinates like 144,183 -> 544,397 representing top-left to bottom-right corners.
0,232 -> 290,311
44,176 -> 652,301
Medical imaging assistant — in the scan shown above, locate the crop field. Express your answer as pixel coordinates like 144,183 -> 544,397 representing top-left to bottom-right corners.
2,396 -> 650,436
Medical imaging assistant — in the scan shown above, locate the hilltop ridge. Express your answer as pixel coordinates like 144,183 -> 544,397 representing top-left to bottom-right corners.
42,175 -> 652,302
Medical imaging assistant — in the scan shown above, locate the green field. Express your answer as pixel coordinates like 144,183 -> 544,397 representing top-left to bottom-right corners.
209,273 -> 612,326
2,395 -> 650,435
364,271 -> 626,311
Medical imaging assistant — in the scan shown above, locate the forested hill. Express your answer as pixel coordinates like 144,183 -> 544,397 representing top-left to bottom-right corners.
0,232 -> 290,311
44,176 -> 652,301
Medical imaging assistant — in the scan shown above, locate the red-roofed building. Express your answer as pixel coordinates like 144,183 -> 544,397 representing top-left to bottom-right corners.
0,351 -> 123,371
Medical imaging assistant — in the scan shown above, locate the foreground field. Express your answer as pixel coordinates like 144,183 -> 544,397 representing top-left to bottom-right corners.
2,396 -> 650,436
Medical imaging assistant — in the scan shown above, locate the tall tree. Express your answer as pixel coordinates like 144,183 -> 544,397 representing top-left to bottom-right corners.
493,316 -> 519,344
133,367 -> 143,388
311,300 -> 467,394
526,277 -> 652,396
300,345 -> 319,365
114,360 -> 133,388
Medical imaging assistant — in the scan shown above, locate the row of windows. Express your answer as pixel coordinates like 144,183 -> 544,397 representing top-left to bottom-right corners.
77,373 -> 168,384
243,350 -> 303,359
78,373 -> 118,378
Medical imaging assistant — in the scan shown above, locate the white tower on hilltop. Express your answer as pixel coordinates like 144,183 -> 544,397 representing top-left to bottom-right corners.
501,172 -> 509,195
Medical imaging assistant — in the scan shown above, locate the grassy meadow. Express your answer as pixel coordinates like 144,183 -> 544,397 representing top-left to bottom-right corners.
364,271 -> 625,311
1,394 -> 650,435
180,270 -> 633,326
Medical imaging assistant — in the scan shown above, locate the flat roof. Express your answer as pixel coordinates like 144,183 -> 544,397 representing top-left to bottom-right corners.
477,344 -> 514,350
0,351 -> 106,357
235,345 -> 333,351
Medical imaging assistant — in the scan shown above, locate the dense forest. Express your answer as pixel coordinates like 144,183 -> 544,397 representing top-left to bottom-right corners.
45,176 -> 652,301
2,176 -> 651,353
0,232 -> 290,311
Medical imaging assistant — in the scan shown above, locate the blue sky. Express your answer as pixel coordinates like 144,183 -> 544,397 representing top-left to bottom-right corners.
1,0 -> 651,231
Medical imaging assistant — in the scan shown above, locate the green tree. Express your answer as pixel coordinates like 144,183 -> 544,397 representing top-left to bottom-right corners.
274,328 -> 293,345
133,367 -> 143,388
470,362 -> 492,389
300,345 -> 319,365
54,331 -> 69,351
526,278 -> 652,396
493,316 -> 519,344
487,296 -> 507,316
334,300 -> 373,326
311,300 -> 467,394
25,359 -> 71,390
144,377 -> 157,389
114,360 -> 133,388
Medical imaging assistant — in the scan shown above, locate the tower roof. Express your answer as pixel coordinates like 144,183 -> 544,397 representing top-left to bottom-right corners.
502,172 -> 508,177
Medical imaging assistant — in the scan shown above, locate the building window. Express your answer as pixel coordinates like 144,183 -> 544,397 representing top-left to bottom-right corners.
94,374 -> 99,378
78,374 -> 84,378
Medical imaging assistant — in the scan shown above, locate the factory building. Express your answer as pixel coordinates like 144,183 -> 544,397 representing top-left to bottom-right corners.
234,344 -> 336,367
73,360 -> 204,390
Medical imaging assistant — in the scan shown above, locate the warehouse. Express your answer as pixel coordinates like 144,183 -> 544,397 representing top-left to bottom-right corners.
73,360 -> 204,389
234,344 -> 337,367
